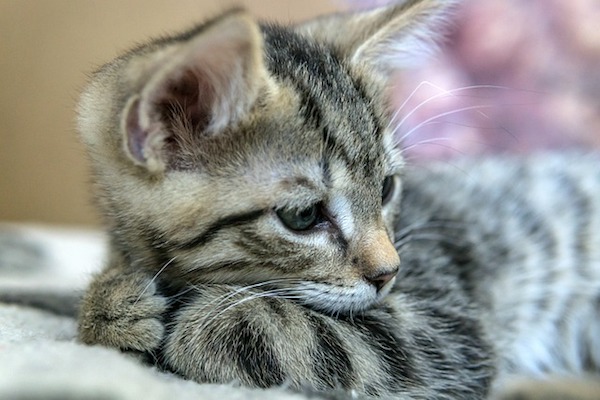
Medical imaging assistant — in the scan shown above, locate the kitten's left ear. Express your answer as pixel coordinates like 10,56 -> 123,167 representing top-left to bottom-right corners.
122,10 -> 267,174
297,0 -> 458,77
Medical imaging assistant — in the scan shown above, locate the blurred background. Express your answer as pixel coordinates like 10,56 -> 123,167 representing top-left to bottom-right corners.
1,0 -> 599,227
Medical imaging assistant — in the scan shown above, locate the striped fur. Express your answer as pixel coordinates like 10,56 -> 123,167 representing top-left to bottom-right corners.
77,2 -> 600,399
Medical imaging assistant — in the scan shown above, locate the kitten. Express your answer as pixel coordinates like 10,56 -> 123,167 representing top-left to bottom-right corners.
76,1 -> 600,398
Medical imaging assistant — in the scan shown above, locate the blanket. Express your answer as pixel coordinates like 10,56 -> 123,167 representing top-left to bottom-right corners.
0,224 -> 311,400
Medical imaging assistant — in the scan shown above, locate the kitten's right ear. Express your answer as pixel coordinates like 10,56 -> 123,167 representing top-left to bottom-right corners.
297,0 -> 458,78
122,10 -> 266,174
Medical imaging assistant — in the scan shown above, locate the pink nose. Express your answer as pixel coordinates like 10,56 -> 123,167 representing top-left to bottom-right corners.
365,268 -> 398,292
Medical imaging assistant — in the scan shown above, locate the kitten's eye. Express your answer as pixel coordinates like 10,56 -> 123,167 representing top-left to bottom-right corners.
277,205 -> 319,231
382,175 -> 395,205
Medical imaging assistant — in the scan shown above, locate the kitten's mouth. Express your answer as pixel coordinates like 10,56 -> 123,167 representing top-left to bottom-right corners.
376,274 -> 397,298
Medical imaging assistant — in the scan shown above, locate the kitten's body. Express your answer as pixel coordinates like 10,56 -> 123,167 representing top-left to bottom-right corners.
401,155 -> 600,380
77,1 -> 600,398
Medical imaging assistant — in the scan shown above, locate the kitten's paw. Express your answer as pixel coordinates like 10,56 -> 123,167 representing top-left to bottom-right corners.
78,269 -> 168,352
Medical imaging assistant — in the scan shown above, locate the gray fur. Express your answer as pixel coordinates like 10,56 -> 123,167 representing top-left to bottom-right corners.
76,1 -> 600,399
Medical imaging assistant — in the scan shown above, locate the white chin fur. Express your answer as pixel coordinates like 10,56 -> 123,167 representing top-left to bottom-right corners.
292,281 -> 385,315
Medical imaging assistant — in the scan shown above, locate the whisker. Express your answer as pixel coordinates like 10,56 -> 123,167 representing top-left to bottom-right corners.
395,220 -> 467,240
397,104 -> 496,146
194,288 -> 304,334
165,285 -> 197,304
185,278 -> 303,318
163,285 -> 308,329
134,256 -> 176,306
395,232 -> 465,249
387,80 -> 443,132
391,83 -> 513,135
399,137 -> 466,156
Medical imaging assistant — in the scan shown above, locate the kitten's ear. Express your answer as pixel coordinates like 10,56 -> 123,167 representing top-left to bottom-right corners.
122,10 -> 266,173
297,0 -> 458,76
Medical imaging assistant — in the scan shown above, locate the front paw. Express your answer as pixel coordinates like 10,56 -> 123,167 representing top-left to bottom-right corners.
78,269 -> 167,352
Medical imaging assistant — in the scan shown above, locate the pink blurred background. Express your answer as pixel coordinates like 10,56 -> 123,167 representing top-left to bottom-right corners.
348,0 -> 600,160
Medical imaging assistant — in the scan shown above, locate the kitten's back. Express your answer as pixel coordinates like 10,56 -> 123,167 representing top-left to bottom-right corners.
401,153 -> 600,380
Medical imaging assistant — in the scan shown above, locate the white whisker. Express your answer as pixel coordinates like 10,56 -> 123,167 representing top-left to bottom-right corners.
387,80 -> 442,132
134,256 -> 176,305
195,287 -> 304,335
397,104 -> 496,146
395,220 -> 467,240
395,232 -> 463,249
391,83 -> 512,135
187,278 -> 303,318
400,138 -> 467,157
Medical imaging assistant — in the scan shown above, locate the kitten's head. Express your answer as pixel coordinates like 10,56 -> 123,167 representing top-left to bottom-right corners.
78,0 -> 456,314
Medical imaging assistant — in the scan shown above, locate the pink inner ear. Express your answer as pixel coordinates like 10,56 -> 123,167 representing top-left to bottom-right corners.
125,98 -> 150,165
124,67 -> 215,167
158,68 -> 213,133
153,68 -> 216,136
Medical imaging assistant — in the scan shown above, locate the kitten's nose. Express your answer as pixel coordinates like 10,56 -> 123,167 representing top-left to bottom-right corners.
365,268 -> 398,292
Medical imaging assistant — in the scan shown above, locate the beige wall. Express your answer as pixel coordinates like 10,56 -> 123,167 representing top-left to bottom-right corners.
0,0 -> 339,226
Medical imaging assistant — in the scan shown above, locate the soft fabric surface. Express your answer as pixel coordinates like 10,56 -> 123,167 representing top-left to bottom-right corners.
0,224 -> 311,400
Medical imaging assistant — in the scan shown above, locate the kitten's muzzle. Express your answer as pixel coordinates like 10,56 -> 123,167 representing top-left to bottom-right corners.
357,228 -> 400,292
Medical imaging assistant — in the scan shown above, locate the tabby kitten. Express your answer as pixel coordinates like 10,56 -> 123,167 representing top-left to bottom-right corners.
77,1 -> 600,399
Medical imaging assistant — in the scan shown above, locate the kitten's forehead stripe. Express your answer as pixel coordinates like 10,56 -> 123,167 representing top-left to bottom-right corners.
322,126 -> 354,174
295,79 -> 324,129
262,24 -> 383,179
